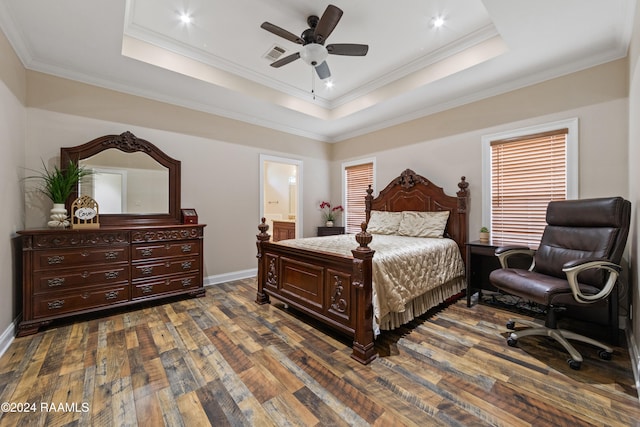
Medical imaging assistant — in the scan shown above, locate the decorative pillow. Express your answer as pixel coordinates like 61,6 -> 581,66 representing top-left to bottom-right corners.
398,211 -> 450,238
366,210 -> 403,235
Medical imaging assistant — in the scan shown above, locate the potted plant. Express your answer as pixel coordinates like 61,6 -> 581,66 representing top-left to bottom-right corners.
27,160 -> 92,227
479,226 -> 490,242
319,201 -> 344,227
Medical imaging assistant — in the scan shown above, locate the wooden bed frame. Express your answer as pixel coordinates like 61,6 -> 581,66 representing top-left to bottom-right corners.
255,169 -> 469,364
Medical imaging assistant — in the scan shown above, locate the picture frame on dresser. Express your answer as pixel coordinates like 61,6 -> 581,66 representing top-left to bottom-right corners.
16,131 -> 206,337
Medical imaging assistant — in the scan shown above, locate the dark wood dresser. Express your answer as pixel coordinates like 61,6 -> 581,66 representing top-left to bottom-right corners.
16,224 -> 205,336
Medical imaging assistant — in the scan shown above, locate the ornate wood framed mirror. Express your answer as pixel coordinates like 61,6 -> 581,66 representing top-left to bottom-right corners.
60,131 -> 181,226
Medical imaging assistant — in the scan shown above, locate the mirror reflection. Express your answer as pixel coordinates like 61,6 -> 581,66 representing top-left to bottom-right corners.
79,149 -> 169,214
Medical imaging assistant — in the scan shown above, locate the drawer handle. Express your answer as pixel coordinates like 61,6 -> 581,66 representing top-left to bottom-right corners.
141,248 -> 153,257
48,300 -> 65,310
181,278 -> 192,287
181,261 -> 192,270
105,251 -> 118,260
141,285 -> 154,294
81,251 -> 90,257
47,255 -> 64,265
47,278 -> 65,287
165,244 -> 171,250
81,271 -> 90,279
105,271 -> 120,280
81,292 -> 89,299
181,244 -> 192,253
140,266 -> 153,275
105,290 -> 119,300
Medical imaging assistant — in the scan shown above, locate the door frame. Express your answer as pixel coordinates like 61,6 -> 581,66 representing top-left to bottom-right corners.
259,154 -> 303,238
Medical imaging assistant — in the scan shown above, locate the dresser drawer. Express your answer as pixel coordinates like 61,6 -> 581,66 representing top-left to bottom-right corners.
33,285 -> 129,318
131,240 -> 200,261
131,273 -> 201,299
33,246 -> 129,270
33,264 -> 129,294
131,257 -> 200,280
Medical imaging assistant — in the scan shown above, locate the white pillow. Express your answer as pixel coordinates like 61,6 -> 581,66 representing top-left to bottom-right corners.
366,210 -> 403,235
398,211 -> 450,238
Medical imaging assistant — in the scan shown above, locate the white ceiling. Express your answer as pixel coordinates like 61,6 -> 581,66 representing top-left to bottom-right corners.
0,0 -> 635,142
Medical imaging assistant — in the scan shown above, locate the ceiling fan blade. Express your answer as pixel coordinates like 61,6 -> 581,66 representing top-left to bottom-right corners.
315,61 -> 331,79
326,44 -> 369,56
261,22 -> 304,45
270,52 -> 301,68
314,5 -> 343,43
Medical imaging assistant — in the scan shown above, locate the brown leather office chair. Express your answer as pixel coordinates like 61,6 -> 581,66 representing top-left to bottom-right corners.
489,197 -> 631,370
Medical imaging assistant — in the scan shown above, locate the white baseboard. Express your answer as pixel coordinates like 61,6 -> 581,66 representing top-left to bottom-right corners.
625,319 -> 640,403
204,268 -> 257,286
0,317 -> 17,359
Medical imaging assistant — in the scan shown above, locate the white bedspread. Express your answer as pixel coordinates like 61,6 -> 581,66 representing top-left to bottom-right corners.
276,234 -> 465,330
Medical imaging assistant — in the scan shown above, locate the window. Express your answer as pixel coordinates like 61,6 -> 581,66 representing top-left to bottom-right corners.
482,119 -> 578,247
343,160 -> 375,234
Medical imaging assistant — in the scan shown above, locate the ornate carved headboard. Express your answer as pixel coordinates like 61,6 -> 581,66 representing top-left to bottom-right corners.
365,168 -> 469,262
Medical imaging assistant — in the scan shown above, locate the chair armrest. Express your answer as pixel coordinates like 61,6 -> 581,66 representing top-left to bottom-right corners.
563,257 -> 621,271
562,259 -> 621,303
494,246 -> 535,270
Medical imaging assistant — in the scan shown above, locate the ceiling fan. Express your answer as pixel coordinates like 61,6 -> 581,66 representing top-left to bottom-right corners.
260,4 -> 369,80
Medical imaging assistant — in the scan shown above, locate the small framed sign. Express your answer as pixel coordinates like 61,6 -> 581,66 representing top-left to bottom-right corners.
181,208 -> 198,224
71,195 -> 100,229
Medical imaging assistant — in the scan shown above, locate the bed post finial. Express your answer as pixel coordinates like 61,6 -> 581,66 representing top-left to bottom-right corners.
354,222 -> 373,251
365,186 -> 374,223
456,177 -> 469,213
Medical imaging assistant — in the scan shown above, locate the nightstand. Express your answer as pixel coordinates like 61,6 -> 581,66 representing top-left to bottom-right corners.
465,240 -> 503,307
317,226 -> 345,236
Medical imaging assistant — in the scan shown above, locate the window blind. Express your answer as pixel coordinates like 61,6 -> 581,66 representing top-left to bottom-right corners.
345,162 -> 373,234
491,129 -> 568,247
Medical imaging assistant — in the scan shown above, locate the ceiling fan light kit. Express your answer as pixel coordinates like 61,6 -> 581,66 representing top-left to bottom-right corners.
300,43 -> 328,67
260,4 -> 369,82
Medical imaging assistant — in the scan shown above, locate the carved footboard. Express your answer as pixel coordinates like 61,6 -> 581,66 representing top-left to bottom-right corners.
256,220 -> 377,364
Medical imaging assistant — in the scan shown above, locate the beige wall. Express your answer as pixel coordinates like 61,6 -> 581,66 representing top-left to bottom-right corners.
628,0 -> 640,373
332,61 -> 629,241
0,28 -> 27,336
23,108 -> 331,279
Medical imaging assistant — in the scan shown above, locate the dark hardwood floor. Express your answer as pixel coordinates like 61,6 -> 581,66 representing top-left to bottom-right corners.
0,278 -> 638,426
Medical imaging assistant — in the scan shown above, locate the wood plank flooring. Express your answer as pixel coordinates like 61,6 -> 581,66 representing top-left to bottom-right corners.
0,278 -> 639,426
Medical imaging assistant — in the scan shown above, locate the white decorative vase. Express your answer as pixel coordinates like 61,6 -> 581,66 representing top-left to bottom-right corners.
48,203 -> 69,228
326,220 -> 334,227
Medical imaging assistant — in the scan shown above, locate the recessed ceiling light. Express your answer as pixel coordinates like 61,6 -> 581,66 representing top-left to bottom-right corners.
432,16 -> 445,28
180,13 -> 192,24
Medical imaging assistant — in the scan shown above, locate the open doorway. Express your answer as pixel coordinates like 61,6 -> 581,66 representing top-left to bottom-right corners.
260,155 -> 302,240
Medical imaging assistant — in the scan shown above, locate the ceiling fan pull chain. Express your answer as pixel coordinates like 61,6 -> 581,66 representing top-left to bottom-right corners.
311,67 -> 316,100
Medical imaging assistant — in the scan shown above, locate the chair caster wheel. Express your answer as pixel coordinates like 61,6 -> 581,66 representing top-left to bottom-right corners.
506,321 -> 516,330
598,350 -> 612,360
568,359 -> 581,370
506,336 -> 518,347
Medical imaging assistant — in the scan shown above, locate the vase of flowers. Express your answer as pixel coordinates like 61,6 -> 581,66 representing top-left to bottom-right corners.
26,160 -> 92,228
319,201 -> 343,227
